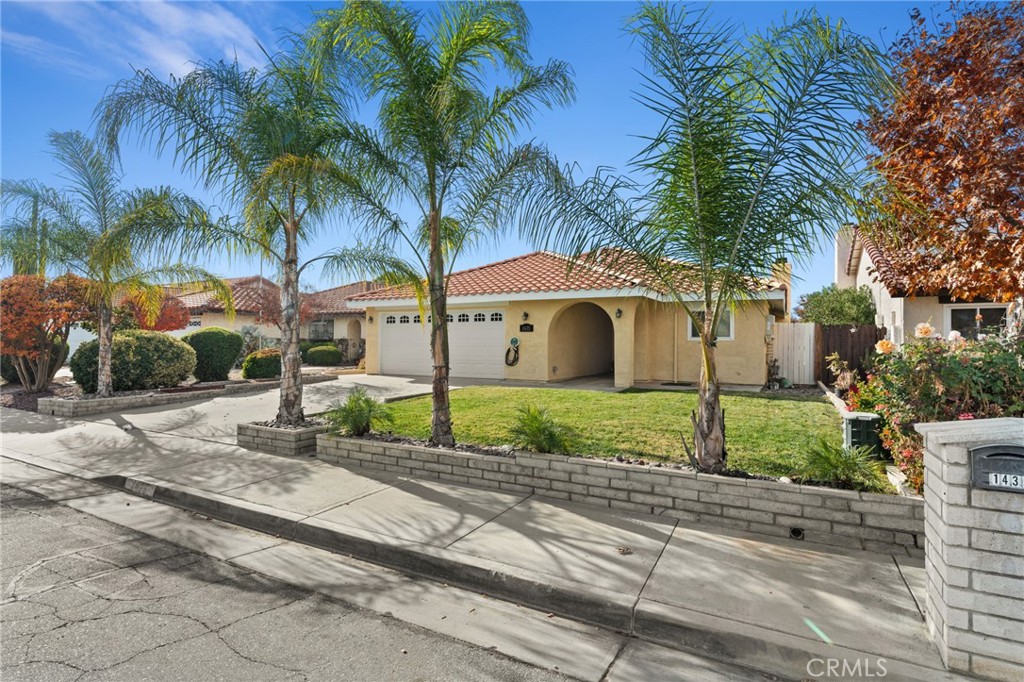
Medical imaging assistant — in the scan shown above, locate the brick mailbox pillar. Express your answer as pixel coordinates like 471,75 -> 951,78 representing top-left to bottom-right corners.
915,418 -> 1024,681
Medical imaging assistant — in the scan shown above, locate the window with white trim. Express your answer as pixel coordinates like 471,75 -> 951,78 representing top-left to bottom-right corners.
187,317 -> 202,328
385,316 -> 396,324
490,312 -> 503,322
458,313 -> 470,323
687,309 -> 734,341
308,318 -> 334,341
946,304 -> 1007,339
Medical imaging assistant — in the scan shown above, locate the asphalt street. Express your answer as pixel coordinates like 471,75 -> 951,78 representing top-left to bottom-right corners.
0,483 -> 569,682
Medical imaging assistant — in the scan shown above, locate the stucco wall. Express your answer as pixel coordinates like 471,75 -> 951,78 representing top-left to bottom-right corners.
299,315 -> 366,343
635,300 -> 771,385
191,312 -> 280,339
365,296 -> 769,387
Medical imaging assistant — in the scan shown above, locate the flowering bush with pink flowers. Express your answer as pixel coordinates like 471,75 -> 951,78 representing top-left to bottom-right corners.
848,333 -> 1024,492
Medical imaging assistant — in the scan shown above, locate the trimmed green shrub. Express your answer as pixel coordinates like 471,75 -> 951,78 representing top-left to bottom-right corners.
306,344 -> 342,366
2,340 -> 69,386
183,326 -> 243,382
508,404 -> 578,454
299,341 -> 317,363
241,348 -> 281,379
790,439 -> 891,493
69,331 -> 195,394
325,387 -> 393,437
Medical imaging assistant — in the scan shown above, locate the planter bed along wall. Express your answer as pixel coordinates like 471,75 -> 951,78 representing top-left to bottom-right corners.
237,422 -> 327,457
317,435 -> 925,556
37,374 -> 337,418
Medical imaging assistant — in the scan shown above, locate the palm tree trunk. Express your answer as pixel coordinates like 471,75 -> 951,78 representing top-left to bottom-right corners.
276,225 -> 304,426
692,332 -> 726,473
96,303 -> 114,397
428,208 -> 455,447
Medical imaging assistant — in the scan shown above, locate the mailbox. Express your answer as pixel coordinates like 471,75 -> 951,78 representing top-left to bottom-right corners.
970,444 -> 1024,493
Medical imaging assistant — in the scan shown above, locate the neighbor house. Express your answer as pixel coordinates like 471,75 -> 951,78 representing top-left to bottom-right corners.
171,277 -> 378,362
171,276 -> 282,339
835,226 -> 1010,346
301,281 -> 383,361
347,251 -> 790,388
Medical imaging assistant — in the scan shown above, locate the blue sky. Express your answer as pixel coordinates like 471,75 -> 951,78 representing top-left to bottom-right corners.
1,1 -> 936,302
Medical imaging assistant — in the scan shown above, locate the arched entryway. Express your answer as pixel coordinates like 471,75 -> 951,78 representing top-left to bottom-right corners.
547,302 -> 614,381
347,318 -> 362,344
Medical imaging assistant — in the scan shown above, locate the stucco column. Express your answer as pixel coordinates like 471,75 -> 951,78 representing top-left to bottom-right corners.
612,302 -> 636,388
915,418 -> 1024,681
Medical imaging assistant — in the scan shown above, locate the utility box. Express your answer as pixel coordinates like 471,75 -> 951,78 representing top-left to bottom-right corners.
843,412 -> 882,457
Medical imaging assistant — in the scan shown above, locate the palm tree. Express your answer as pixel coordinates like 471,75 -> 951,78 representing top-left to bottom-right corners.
96,53 -> 379,426
521,5 -> 891,472
1,130 -> 232,397
307,1 -> 575,446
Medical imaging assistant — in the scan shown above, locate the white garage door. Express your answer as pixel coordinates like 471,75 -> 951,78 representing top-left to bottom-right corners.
379,310 -> 506,379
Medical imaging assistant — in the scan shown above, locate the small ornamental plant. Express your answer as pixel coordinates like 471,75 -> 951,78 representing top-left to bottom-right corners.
848,331 -> 1024,492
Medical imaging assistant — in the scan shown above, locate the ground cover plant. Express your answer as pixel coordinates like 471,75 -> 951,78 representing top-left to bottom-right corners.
385,387 -> 840,477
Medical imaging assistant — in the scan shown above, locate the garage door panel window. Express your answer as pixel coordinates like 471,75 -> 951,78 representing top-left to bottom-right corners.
491,312 -> 503,322
399,315 -> 410,324
474,313 -> 486,322
385,316 -> 396,324
458,313 -> 469,322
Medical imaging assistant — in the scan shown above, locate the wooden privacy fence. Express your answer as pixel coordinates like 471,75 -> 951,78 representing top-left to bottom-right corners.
820,324 -> 887,385
771,323 -> 887,387
772,322 -> 818,385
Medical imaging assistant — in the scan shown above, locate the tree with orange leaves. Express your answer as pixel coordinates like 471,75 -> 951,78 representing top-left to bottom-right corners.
0,274 -> 91,392
863,1 -> 1023,302
127,294 -> 190,332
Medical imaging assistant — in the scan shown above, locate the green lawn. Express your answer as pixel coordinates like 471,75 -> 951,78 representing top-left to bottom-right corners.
386,386 -> 841,477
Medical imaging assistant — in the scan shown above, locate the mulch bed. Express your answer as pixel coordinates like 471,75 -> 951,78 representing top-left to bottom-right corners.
0,382 -> 82,412
349,432 -> 778,482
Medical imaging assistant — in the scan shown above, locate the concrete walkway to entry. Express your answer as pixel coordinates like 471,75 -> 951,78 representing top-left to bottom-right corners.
0,388 -> 964,682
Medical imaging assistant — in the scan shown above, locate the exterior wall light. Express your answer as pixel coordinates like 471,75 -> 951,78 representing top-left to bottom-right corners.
368,316 -> 374,323
615,308 -> 623,319
522,312 -> 529,321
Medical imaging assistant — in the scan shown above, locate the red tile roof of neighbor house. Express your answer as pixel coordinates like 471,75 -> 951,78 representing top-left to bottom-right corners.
848,228 -> 908,296
348,250 -> 786,302
303,281 -> 385,315
173,277 -> 381,316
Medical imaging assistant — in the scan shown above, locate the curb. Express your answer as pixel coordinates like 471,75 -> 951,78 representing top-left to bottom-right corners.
101,475 -> 636,635
90,474 -> 952,682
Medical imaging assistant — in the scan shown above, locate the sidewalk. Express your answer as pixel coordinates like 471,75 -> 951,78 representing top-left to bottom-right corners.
0,399 -> 962,681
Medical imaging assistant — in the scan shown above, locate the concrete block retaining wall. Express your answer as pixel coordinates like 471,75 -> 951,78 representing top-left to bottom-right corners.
317,436 -> 925,555
238,423 -> 327,456
37,374 -> 337,418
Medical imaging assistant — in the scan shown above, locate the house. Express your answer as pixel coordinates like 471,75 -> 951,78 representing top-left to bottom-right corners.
835,226 -> 1010,345
172,277 -> 380,362
346,251 -> 790,388
171,276 -> 281,339
301,281 -> 383,361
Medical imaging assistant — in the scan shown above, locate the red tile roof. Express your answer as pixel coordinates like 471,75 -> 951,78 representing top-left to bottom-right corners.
851,229 -> 909,296
349,250 -> 784,302
173,277 -> 378,317
173,276 -> 279,315
303,281 -> 384,315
